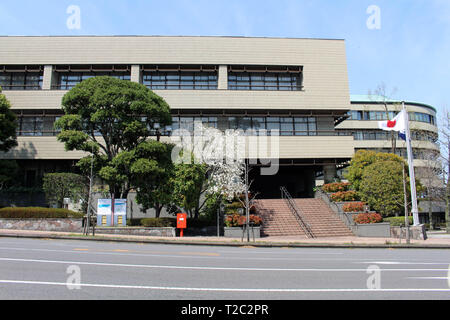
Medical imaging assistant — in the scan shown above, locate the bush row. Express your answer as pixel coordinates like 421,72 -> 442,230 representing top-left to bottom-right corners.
330,191 -> 359,202
322,182 -> 351,193
224,214 -> 263,228
353,213 -> 383,224
342,202 -> 366,213
0,207 -> 84,219
383,216 -> 414,226
127,217 -> 216,228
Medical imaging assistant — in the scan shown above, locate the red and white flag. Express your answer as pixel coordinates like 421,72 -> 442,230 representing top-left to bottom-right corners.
378,109 -> 407,140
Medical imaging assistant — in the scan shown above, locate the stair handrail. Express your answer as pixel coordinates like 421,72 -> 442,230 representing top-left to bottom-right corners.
315,189 -> 355,228
280,186 -> 315,238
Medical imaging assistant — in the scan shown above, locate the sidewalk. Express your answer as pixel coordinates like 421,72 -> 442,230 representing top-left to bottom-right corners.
1,228 -> 450,248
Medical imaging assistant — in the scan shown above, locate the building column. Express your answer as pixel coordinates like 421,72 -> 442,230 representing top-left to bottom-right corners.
323,165 -> 337,184
131,65 -> 141,83
218,65 -> 228,90
42,65 -> 54,90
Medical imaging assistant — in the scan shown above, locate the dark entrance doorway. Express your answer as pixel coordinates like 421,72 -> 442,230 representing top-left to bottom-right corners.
249,165 -> 316,199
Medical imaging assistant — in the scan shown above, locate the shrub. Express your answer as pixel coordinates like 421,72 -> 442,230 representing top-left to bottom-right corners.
342,202 -> 366,213
225,214 -> 263,227
132,217 -> 214,228
330,191 -> 359,202
126,218 -> 143,226
359,160 -> 408,217
140,217 -> 176,227
384,216 -> 414,226
225,201 -> 244,214
322,182 -> 351,193
186,218 -> 215,229
0,207 -> 83,219
353,213 -> 383,224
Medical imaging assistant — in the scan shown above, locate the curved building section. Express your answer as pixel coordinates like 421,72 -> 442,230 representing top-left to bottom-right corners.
336,95 -> 439,168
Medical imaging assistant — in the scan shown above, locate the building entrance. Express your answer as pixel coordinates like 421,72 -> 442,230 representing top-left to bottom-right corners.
249,165 -> 316,199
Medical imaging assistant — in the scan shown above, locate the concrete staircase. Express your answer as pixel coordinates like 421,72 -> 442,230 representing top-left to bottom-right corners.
254,198 -> 354,238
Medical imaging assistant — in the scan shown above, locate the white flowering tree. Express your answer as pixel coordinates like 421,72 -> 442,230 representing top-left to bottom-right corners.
171,123 -> 257,234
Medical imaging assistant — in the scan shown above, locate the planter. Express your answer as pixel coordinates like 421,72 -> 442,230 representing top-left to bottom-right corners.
0,218 -> 82,232
95,226 -> 176,237
391,224 -> 427,240
352,222 -> 391,238
224,226 -> 261,238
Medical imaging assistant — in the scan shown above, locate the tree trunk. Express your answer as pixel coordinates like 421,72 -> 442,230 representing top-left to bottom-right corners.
194,206 -> 200,220
428,196 -> 434,230
155,205 -> 162,218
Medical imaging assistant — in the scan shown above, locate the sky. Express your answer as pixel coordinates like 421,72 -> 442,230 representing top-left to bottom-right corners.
0,0 -> 449,115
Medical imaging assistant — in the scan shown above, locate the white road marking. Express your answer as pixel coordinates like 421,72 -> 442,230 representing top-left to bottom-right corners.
1,246 -> 448,264
0,257 -> 448,272
359,261 -> 449,265
1,279 -> 450,293
407,277 -> 449,280
0,247 -> 384,262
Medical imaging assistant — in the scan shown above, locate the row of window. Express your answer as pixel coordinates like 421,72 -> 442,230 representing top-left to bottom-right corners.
0,72 -> 43,90
357,148 -> 435,161
15,116 -> 60,136
344,130 -> 438,142
143,72 -> 217,90
348,110 -> 436,125
1,70 -> 303,91
54,72 -> 131,90
171,116 -> 317,136
228,73 -> 302,91
14,115 -> 320,136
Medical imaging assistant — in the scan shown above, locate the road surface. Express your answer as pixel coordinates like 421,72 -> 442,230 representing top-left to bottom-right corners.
0,237 -> 449,300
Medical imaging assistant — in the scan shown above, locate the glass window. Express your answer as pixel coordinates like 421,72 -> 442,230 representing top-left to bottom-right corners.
353,132 -> 364,140
228,72 -> 302,91
0,72 -> 43,90
179,117 -> 194,132
143,71 -> 217,90
251,117 -> 266,131
280,118 -> 293,136
266,117 -> 280,132
294,122 -> 308,135
54,71 -> 130,90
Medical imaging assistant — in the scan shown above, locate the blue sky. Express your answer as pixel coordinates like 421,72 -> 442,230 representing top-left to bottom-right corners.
0,0 -> 449,114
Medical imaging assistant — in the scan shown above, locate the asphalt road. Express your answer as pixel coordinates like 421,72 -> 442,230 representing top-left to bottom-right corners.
0,237 -> 449,300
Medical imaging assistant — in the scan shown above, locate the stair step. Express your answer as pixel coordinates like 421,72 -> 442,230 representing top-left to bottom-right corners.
254,198 -> 354,238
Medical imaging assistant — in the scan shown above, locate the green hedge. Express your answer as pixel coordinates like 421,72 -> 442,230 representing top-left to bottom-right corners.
0,207 -> 84,219
126,217 -> 215,228
384,216 -> 414,226
140,218 -> 176,227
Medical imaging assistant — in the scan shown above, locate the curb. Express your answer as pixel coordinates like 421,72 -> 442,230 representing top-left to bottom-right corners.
1,232 -> 450,249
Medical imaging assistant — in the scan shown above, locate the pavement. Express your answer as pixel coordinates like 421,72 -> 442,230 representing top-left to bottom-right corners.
1,228 -> 450,248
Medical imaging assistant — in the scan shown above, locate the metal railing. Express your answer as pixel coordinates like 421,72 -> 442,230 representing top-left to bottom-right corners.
314,189 -> 357,233
280,186 -> 315,238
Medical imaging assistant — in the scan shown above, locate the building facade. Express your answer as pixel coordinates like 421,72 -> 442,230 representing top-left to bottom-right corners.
0,36 -> 441,217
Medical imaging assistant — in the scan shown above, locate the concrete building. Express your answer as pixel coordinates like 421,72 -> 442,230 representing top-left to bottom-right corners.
0,36 -> 442,220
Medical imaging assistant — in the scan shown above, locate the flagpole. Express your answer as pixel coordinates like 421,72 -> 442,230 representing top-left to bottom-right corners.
403,101 -> 420,226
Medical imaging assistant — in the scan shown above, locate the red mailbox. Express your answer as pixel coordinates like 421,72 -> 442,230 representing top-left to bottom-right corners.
177,213 -> 187,237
